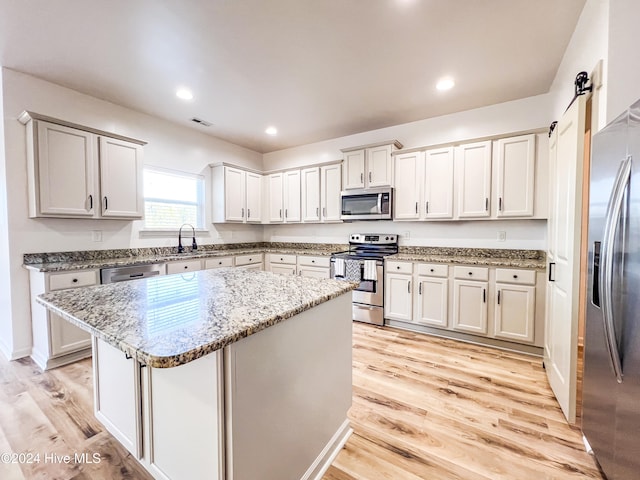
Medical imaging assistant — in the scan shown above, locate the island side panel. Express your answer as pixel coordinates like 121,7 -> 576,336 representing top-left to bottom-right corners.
225,293 -> 353,480
142,350 -> 224,480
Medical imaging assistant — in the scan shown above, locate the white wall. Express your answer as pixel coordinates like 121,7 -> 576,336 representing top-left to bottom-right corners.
607,0 -> 640,121
0,67 -> 13,360
1,68 -> 264,358
548,0 -> 609,131
265,220 -> 546,250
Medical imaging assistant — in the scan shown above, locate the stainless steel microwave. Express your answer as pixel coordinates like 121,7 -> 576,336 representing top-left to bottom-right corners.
340,188 -> 393,220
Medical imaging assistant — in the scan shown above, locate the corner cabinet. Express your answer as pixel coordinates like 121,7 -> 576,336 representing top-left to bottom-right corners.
29,269 -> 97,370
211,165 -> 263,223
20,112 -> 145,220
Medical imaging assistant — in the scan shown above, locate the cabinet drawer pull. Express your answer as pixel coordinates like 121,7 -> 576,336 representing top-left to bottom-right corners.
218,261 -> 223,265
397,266 -> 401,270
72,278 -> 78,283
430,268 -> 434,272
184,265 -> 188,269
513,274 -> 518,279
311,260 -> 315,263
468,272 -> 473,276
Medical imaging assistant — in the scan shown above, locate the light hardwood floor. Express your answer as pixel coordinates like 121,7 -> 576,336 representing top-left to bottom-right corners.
0,323 -> 603,479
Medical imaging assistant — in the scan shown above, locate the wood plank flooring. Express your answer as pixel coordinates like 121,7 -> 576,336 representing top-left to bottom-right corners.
0,323 -> 602,479
324,323 -> 603,480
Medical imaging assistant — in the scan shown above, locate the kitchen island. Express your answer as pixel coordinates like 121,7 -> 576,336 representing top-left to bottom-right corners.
36,268 -> 356,480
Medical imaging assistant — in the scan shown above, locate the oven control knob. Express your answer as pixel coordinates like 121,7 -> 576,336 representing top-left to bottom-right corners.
385,236 -> 389,240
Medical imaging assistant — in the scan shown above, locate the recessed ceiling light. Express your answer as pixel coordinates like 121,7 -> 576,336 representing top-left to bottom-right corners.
436,78 -> 455,91
265,126 -> 278,136
176,88 -> 194,100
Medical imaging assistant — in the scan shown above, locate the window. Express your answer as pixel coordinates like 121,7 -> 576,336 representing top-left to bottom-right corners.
143,167 -> 204,229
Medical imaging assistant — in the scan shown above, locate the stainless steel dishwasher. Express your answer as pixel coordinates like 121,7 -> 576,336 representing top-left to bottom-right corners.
100,263 -> 166,284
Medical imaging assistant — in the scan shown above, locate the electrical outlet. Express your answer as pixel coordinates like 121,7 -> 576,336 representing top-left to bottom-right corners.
403,230 -> 411,240
497,231 -> 506,242
91,230 -> 102,242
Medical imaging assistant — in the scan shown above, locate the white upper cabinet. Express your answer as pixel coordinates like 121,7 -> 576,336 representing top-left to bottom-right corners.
245,171 -> 262,223
456,141 -> 492,218
343,149 -> 366,189
495,134 -> 536,217
268,173 -> 284,223
394,151 -> 422,220
22,114 -> 145,219
424,147 -> 454,219
211,165 -> 262,223
99,137 -> 144,218
33,121 -> 96,217
301,167 -> 320,222
283,170 -> 301,222
367,144 -> 393,188
342,141 -> 401,190
320,164 -> 342,222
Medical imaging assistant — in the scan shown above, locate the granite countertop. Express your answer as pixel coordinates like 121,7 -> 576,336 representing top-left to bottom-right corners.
24,243 -> 348,273
388,253 -> 545,269
37,268 -> 356,368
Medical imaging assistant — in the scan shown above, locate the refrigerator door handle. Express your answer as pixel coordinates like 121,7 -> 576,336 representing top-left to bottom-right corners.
600,155 -> 631,384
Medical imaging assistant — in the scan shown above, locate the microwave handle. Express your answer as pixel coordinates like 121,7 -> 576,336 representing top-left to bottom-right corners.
377,194 -> 382,214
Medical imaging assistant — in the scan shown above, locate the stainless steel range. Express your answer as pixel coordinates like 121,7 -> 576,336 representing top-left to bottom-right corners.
330,233 -> 399,325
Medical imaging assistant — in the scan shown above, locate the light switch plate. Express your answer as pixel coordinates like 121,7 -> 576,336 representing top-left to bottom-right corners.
497,231 -> 506,242
91,230 -> 103,242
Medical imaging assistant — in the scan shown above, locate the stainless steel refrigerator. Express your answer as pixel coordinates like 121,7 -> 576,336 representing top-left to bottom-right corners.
584,99 -> 640,480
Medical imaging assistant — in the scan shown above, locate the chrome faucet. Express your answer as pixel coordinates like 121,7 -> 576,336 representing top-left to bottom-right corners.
178,224 -> 197,253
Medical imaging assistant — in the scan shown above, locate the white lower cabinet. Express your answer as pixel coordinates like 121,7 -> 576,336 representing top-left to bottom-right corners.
235,253 -> 264,270
93,338 -> 224,480
166,259 -> 203,275
93,337 -> 142,458
29,269 -> 96,370
414,263 -> 449,328
384,264 -> 413,322
204,256 -> 234,269
452,266 -> 489,335
494,268 -> 536,343
268,253 -> 297,275
297,255 -> 330,278
386,261 -> 541,349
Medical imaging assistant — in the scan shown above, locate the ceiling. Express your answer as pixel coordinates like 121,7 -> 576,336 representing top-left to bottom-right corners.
0,0 -> 586,153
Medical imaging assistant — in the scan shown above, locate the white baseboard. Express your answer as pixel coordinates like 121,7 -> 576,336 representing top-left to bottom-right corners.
304,419 -> 353,480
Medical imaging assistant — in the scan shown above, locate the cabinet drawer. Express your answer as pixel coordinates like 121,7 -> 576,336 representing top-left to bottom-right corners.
49,270 -> 98,291
416,263 -> 448,277
495,268 -> 536,286
204,257 -> 234,269
297,255 -> 330,268
453,266 -> 489,281
269,253 -> 297,265
167,259 -> 202,275
235,253 -> 263,266
386,261 -> 413,274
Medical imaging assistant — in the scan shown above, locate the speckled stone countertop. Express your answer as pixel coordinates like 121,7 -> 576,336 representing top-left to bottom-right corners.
388,247 -> 546,270
37,268 -> 356,368
24,242 -> 349,273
